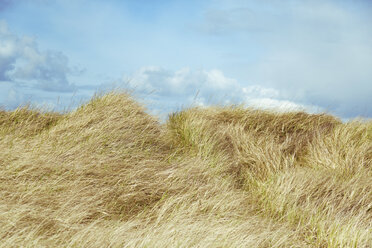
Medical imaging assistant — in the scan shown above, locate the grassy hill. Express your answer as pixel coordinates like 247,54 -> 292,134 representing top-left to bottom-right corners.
0,92 -> 371,247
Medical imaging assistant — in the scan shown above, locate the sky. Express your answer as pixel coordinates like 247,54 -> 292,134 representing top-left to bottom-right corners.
0,0 -> 371,119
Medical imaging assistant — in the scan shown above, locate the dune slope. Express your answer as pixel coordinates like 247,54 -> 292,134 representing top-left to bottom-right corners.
0,92 -> 371,247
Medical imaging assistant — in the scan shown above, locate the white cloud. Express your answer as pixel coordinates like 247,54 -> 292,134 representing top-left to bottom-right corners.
0,20 -> 76,92
127,66 -> 241,100
242,85 -> 279,98
121,66 -> 318,117
246,98 -> 322,113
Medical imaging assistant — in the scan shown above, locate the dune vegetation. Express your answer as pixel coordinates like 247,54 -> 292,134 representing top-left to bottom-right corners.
0,92 -> 371,247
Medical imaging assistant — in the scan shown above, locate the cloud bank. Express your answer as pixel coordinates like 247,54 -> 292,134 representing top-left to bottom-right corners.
120,66 -> 320,118
0,20 -> 76,92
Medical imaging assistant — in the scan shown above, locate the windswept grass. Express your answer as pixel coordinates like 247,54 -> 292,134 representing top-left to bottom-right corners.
0,92 -> 371,247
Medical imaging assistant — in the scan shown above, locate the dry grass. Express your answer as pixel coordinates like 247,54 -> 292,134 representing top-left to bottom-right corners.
0,92 -> 371,247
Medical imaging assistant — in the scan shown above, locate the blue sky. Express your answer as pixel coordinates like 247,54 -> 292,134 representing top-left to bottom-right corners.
0,0 -> 371,119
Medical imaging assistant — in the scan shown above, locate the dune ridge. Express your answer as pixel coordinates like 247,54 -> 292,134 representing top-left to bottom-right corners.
0,92 -> 371,247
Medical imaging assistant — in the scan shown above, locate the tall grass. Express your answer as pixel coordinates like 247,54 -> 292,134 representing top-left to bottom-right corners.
0,92 -> 371,247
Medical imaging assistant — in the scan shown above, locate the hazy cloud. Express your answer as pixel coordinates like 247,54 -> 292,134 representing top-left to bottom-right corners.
0,82 -> 23,109
202,0 -> 372,118
0,20 -> 76,92
0,21 -> 18,80
201,7 -> 275,35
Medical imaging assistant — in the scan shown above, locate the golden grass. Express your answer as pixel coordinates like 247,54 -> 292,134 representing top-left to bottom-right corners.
0,92 -> 371,247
